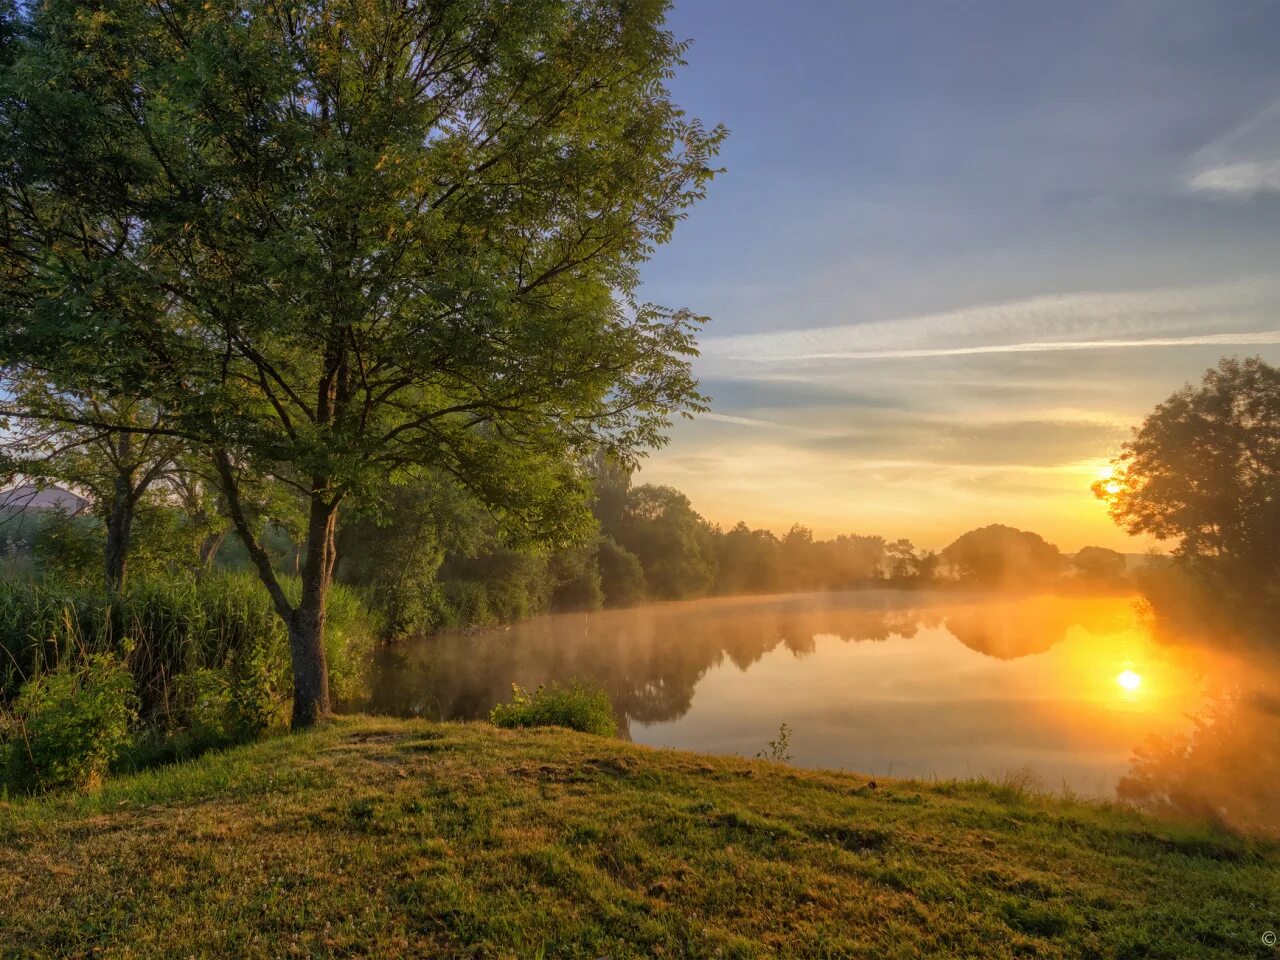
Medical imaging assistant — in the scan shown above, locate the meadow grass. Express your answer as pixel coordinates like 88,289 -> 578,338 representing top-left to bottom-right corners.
0,715 -> 1276,959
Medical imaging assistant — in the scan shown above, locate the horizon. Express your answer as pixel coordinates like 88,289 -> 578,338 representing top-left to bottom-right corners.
635,1 -> 1280,551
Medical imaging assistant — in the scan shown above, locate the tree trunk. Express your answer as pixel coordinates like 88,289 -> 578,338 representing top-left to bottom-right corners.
289,494 -> 337,729
195,529 -> 226,581
104,477 -> 134,591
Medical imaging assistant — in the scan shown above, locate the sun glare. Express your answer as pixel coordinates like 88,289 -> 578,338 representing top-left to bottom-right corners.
1116,669 -> 1142,691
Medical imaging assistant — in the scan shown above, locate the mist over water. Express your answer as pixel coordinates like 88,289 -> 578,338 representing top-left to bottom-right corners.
357,590 -> 1279,833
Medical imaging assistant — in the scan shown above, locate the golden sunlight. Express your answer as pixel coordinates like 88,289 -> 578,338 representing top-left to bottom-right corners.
1116,669 -> 1142,691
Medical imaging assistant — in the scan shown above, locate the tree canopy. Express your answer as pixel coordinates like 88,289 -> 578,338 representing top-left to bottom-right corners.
940,523 -> 1063,588
1094,357 -> 1279,579
0,0 -> 723,726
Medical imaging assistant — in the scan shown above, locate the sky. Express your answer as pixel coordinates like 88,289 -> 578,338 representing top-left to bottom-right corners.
634,0 -> 1280,552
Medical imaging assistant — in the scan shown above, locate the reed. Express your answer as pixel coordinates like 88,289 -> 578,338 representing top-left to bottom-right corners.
0,572 -> 375,719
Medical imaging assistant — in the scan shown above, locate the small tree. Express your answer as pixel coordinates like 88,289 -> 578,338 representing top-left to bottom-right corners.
1,0 -> 721,727
0,379 -> 183,590
1071,545 -> 1126,583
1094,357 -> 1279,580
941,524 -> 1063,588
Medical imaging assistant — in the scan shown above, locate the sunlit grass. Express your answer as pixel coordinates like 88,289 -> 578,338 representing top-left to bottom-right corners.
0,716 -> 1275,959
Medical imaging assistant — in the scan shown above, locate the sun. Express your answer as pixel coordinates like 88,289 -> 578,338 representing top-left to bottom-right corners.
1116,669 -> 1142,691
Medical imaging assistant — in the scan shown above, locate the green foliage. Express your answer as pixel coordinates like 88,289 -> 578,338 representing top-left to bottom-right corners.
489,681 -> 617,737
1096,356 -> 1279,574
31,508 -> 101,581
595,535 -> 647,608
434,545 -> 554,629
1,653 -> 136,793
611,485 -> 718,599
0,573 -> 374,723
548,543 -> 604,613
173,668 -> 237,751
0,0 -> 722,724
1096,356 -> 1280,642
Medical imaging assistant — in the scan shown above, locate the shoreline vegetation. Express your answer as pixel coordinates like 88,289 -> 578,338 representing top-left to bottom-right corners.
2,715 -> 1276,960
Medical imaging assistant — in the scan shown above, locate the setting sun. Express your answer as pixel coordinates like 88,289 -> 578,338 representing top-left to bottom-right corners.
1116,669 -> 1142,691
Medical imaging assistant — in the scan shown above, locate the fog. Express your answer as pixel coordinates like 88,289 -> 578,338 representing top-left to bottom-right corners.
352,589 -> 1279,835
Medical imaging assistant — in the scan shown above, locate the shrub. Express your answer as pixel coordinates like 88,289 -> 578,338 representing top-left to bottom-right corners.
174,667 -> 235,749
489,680 -> 617,736
2,653 -> 137,793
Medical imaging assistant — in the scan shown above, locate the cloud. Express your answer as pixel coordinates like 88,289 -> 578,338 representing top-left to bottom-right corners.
698,412 -> 782,429
772,331 -> 1280,363
698,278 -> 1280,376
1187,161 -> 1280,197
1185,102 -> 1280,198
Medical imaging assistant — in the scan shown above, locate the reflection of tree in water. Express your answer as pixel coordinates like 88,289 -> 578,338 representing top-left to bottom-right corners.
943,595 -> 1131,660
1119,686 -> 1280,838
355,593 -> 1109,731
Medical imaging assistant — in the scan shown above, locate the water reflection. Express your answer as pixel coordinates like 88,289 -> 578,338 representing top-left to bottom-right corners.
355,590 -> 1275,819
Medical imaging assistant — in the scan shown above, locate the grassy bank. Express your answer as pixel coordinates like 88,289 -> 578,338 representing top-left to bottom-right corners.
1,717 -> 1276,959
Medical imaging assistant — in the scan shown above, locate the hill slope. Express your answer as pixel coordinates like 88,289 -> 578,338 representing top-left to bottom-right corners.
1,716 -> 1276,959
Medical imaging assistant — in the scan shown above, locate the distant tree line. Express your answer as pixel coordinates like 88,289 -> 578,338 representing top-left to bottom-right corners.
2,451 -> 1131,641
324,456 -> 1132,638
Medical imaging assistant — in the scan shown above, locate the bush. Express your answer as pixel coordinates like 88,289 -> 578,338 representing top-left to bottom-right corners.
2,653 -> 137,793
489,680 -> 617,736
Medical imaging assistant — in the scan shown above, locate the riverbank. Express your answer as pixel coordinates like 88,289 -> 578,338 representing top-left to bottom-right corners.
1,716 -> 1275,959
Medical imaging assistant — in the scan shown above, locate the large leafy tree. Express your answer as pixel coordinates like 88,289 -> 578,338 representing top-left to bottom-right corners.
1094,356 -> 1279,579
0,0 -> 722,726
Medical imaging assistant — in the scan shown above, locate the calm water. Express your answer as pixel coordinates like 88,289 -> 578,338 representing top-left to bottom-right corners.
360,590 -> 1268,798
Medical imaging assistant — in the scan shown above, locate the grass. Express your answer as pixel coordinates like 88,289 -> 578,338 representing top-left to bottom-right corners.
1,715 -> 1277,959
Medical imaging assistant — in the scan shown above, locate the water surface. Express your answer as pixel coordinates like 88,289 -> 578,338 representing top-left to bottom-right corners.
362,590 -> 1266,798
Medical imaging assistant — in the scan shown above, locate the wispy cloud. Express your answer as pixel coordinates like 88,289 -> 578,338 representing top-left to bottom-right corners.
783,331 -> 1280,362
698,412 -> 782,429
699,279 -> 1280,375
1185,102 -> 1280,198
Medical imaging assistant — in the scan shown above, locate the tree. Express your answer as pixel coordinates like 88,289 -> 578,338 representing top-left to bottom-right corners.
1094,357 -> 1279,581
1071,545 -> 1126,583
596,535 -> 646,607
1,0 -> 722,726
941,524 -> 1062,588
614,484 -> 717,599
0,378 -> 184,590
714,521 -> 780,594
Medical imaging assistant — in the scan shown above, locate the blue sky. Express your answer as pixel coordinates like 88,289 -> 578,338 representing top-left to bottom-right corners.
635,1 -> 1280,550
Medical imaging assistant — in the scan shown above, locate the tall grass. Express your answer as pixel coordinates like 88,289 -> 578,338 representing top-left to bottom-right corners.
0,572 -> 376,719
